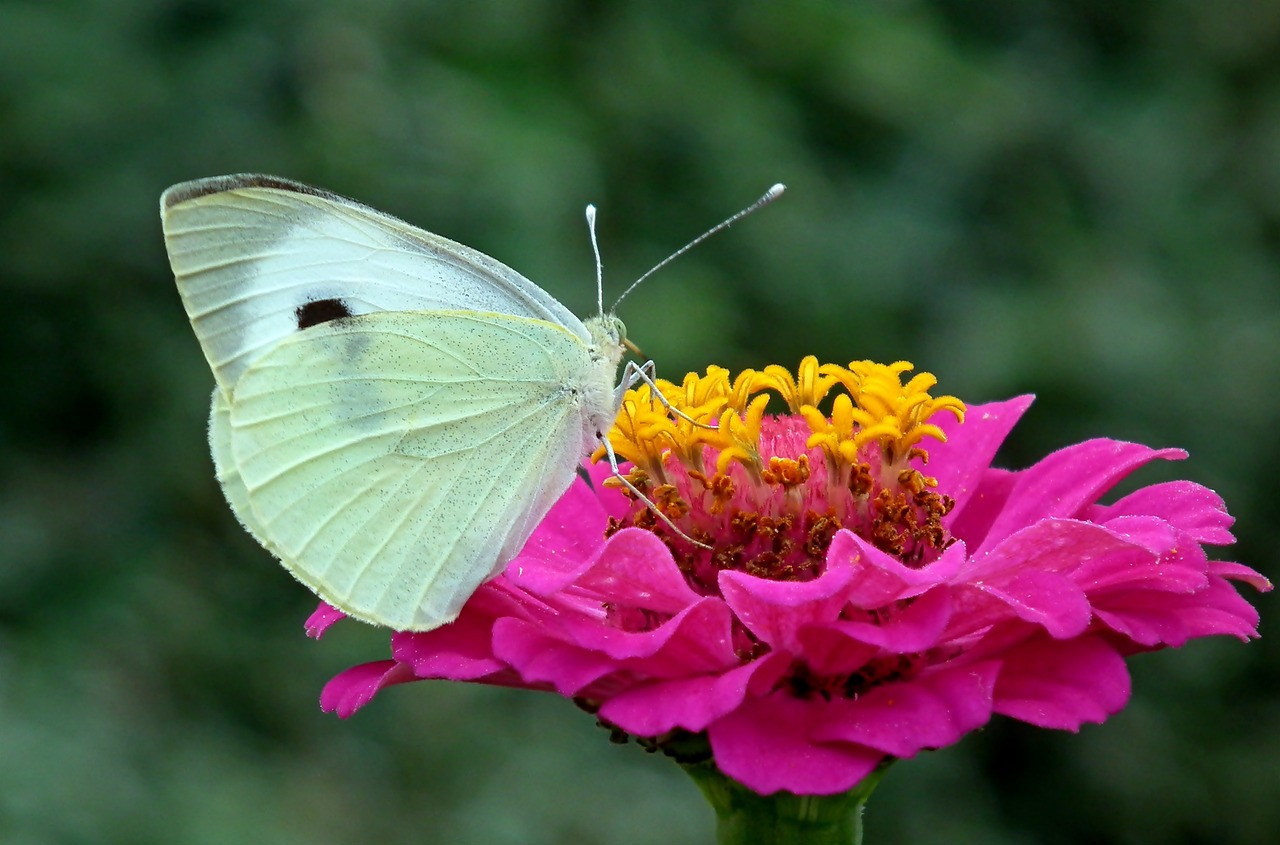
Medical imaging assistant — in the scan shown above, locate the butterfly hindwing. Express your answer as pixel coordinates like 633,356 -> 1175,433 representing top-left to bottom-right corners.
220,309 -> 592,630
209,388 -> 272,546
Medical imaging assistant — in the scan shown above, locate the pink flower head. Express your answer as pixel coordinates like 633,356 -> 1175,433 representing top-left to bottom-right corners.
312,358 -> 1269,796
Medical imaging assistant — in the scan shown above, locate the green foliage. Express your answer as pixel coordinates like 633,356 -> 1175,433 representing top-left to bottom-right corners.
1,1 -> 1275,843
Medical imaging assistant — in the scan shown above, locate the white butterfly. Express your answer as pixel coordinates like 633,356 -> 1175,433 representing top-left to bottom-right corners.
161,174 -> 782,631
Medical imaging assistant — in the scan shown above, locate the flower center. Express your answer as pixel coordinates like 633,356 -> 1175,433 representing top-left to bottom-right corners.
596,357 -> 966,596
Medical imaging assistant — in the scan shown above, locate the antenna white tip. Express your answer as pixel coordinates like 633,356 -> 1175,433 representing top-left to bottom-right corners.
585,203 -> 605,315
608,182 -> 788,312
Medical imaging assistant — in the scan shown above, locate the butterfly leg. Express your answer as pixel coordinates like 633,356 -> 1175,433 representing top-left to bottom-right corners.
596,429 -> 712,550
617,360 -> 717,430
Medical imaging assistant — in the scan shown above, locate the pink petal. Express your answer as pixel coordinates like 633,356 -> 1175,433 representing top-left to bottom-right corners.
1094,577 -> 1262,646
719,548 -> 855,652
1210,561 -> 1272,592
975,440 -> 1186,555
1089,480 -> 1235,546
598,652 -> 791,735
969,569 -> 1091,639
509,527 -> 701,616
388,579 -> 554,681
520,472 -> 611,560
305,602 -> 346,638
814,587 -> 954,654
575,529 -> 704,613
319,660 -> 417,718
1088,514 -> 1181,557
926,396 -> 1034,523
492,598 -> 741,696
1070,516 -> 1207,594
814,661 -> 999,756
993,635 -> 1131,729
392,624 -> 505,682
556,598 -> 739,674
584,458 -> 637,519
948,467 -> 1018,550
967,516 -> 1161,582
837,533 -> 967,609
709,693 -> 886,796
959,518 -> 1189,638
492,618 -> 622,696
793,628 -> 880,676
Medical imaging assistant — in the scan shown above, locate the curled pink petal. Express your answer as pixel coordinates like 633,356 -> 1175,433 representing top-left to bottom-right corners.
320,660 -> 417,719
305,602 -> 347,638
1210,560 -> 1272,592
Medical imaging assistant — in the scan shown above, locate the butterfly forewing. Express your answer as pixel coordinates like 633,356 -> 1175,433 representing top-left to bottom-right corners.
223,310 -> 593,630
161,175 -> 591,393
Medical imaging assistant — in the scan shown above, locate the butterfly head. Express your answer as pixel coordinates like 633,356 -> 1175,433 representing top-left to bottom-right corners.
584,313 -> 628,363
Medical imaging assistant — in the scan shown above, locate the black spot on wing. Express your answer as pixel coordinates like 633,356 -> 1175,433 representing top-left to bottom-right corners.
296,298 -> 353,329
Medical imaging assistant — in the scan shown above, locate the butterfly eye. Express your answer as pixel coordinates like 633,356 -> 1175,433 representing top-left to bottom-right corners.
611,316 -> 627,343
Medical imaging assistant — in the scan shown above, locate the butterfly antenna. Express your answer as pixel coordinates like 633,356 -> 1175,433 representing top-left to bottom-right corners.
586,204 -> 605,317
609,183 -> 786,312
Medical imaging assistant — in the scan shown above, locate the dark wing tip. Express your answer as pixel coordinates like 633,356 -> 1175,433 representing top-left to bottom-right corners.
160,174 -> 346,212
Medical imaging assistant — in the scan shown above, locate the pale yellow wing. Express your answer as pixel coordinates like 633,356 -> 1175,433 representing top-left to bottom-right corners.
223,310 -> 594,631
209,388 -> 271,544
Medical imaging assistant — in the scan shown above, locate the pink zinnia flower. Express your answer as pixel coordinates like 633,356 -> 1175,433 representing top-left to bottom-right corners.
311,358 -> 1269,796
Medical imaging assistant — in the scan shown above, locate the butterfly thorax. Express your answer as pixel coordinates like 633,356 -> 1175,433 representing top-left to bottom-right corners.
579,314 -> 628,457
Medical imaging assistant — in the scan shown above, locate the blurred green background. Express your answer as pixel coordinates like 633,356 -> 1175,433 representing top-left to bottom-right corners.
2,1 -> 1276,843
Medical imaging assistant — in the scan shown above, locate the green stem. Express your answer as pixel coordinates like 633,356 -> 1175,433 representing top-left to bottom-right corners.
682,761 -> 889,845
